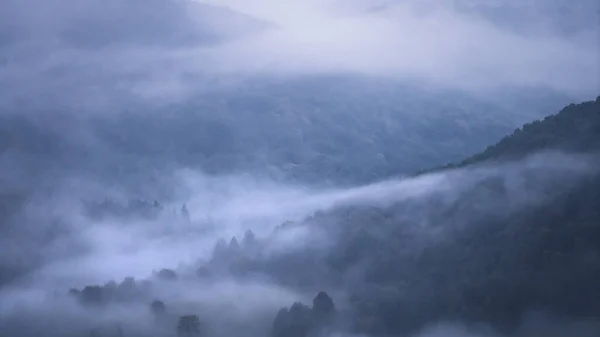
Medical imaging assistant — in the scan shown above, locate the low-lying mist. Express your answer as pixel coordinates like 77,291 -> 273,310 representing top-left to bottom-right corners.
1,1 -> 599,336
1,150 -> 598,336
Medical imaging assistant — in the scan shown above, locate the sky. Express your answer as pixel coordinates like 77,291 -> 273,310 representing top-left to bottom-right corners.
196,0 -> 600,93
0,3 -> 599,335
0,0 -> 598,111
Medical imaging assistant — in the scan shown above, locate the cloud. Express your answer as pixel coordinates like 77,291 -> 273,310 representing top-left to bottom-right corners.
0,0 -> 597,111
0,149 -> 597,336
198,0 -> 599,93
6,150 -> 588,286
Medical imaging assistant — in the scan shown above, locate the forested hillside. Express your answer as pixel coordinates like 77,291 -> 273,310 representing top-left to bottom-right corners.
446,95 -> 600,168
265,96 -> 600,336
0,77 -> 573,192
1,1 -> 598,336
268,94 -> 600,336
26,96 -> 599,337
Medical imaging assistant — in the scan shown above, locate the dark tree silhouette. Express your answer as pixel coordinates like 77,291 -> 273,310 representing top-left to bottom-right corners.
156,268 -> 178,281
80,285 -> 104,306
115,277 -> 138,302
212,238 -> 228,260
272,293 -> 337,337
181,203 -> 190,222
272,302 -> 312,337
150,299 -> 167,323
313,291 -> 335,315
229,237 -> 241,253
242,229 -> 257,250
177,315 -> 201,336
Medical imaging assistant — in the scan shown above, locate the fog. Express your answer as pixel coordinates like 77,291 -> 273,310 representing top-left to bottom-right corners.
1,150 -> 598,336
202,0 -> 599,93
0,0 -> 598,109
1,0 -> 599,336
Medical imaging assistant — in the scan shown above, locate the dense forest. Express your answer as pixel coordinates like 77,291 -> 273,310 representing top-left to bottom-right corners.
27,96 -> 597,337
0,77 -> 573,191
1,0 -> 598,336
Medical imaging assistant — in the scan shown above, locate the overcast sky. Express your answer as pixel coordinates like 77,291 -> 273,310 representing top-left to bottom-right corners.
0,0 -> 598,110
196,0 -> 600,93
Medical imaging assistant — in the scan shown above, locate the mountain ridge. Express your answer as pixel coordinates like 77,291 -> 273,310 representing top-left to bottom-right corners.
55,95 -> 600,337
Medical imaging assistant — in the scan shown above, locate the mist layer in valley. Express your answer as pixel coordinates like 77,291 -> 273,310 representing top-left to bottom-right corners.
2,149 -> 600,337
1,0 -> 599,336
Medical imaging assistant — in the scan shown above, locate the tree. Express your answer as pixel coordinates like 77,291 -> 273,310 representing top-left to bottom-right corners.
150,299 -> 167,323
80,285 -> 104,306
242,229 -> 257,250
115,277 -> 137,301
271,294 -> 339,337
177,315 -> 201,336
181,204 -> 190,222
212,238 -> 228,261
156,268 -> 178,281
229,237 -> 241,254
272,303 -> 312,337
313,291 -> 335,315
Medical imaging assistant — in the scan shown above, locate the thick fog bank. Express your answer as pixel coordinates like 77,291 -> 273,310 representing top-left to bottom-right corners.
1,151 -> 598,336
0,0 -> 597,111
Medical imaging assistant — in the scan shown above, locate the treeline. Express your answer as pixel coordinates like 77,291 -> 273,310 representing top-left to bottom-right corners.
1,79 -> 571,189
84,198 -> 191,221
439,95 -> 600,170
65,96 -> 600,336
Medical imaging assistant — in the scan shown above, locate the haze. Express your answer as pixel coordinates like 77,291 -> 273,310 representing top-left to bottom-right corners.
1,0 -> 598,110
1,1 -> 599,337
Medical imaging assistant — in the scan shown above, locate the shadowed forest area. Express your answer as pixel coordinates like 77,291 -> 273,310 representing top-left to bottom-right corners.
1,1 -> 599,336
23,96 -> 597,337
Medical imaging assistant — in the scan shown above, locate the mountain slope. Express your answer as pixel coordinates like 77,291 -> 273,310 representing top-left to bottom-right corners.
53,96 -> 600,337
448,95 -> 600,168
266,96 -> 600,336
0,76 -> 575,193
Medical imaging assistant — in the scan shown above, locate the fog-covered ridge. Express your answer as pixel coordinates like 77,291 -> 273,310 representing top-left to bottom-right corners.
1,1 -> 599,336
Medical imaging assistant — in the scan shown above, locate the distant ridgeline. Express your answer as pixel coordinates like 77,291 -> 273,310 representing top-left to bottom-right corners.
429,95 -> 600,172
68,96 -> 600,336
